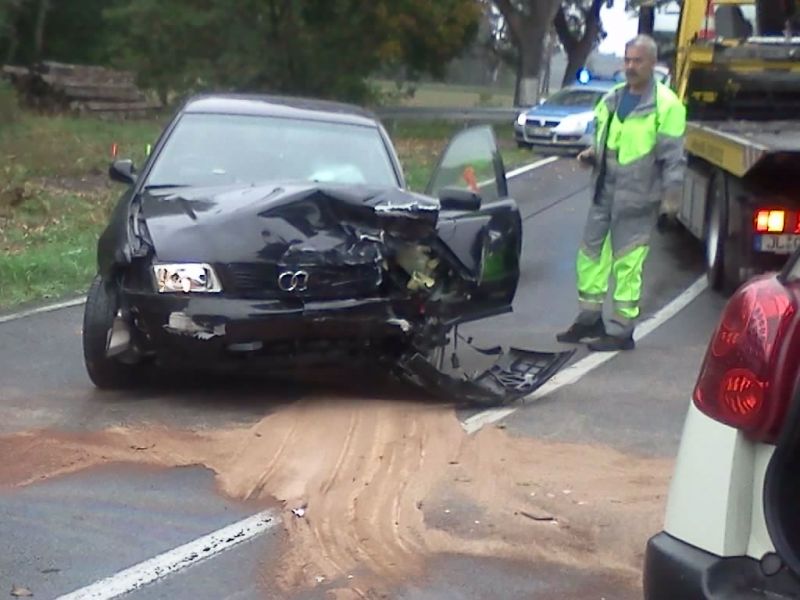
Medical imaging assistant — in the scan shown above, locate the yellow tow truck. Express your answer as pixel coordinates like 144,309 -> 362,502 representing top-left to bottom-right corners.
640,0 -> 800,291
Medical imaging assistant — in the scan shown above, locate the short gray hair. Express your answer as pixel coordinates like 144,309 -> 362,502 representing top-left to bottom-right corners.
625,34 -> 658,60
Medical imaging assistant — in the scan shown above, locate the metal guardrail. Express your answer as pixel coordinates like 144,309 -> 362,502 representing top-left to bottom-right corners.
374,106 -> 520,123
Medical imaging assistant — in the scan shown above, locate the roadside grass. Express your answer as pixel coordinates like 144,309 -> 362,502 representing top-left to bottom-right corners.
0,101 -> 540,310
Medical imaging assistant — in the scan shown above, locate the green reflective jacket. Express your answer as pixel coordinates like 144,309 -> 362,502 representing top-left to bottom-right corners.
592,80 -> 686,205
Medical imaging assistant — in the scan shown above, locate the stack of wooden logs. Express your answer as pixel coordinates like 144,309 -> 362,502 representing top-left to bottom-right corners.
1,61 -> 159,118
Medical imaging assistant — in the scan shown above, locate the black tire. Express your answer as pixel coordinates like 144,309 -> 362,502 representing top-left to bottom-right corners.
705,171 -> 745,294
705,172 -> 726,291
82,275 -> 138,389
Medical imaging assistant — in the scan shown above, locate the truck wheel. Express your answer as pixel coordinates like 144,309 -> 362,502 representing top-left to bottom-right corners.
705,172 -> 744,295
82,275 -> 138,390
705,173 -> 726,291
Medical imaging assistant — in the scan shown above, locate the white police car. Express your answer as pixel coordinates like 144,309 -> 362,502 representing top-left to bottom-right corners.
513,70 -> 616,154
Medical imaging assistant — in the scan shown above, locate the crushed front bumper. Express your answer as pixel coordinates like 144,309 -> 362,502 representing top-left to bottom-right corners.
125,291 -> 413,361
120,291 -> 574,404
644,533 -> 800,599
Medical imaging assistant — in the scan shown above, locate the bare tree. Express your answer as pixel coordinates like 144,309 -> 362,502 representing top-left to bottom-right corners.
492,0 -> 562,106
554,0 -> 606,87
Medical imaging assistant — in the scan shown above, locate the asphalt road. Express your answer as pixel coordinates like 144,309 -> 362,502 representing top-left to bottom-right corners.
0,157 -> 719,599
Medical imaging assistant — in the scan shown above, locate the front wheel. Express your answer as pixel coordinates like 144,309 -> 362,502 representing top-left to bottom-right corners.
82,275 -> 138,389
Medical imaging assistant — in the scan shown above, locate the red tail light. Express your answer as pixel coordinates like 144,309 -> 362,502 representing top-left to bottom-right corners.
755,209 -> 787,233
694,276 -> 798,442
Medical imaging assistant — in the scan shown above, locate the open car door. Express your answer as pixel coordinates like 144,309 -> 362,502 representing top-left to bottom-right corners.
396,126 -> 574,407
425,125 -> 522,325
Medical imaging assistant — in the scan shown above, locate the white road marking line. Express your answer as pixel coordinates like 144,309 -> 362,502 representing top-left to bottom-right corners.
476,155 -> 560,188
0,157 -> 561,326
55,510 -> 276,600
0,297 -> 86,324
506,155 -> 559,178
461,275 -> 710,435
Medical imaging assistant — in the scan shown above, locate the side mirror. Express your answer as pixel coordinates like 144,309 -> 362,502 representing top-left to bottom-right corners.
438,187 -> 481,212
109,159 -> 137,185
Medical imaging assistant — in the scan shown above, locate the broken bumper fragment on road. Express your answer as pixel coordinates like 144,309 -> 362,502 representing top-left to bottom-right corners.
398,346 -> 575,406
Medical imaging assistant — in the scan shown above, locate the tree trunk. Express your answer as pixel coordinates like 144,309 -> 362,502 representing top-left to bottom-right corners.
33,0 -> 50,61
554,0 -> 603,87
561,29 -> 595,86
516,22 -> 547,106
5,29 -> 18,65
493,0 -> 561,106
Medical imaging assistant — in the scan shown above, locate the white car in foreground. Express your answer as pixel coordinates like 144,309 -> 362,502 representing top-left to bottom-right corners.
644,264 -> 800,597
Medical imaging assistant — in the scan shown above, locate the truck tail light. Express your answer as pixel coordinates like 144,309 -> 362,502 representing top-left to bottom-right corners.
755,209 -> 787,233
694,276 -> 798,443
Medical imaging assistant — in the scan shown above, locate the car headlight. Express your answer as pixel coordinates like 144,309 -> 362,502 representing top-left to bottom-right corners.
516,112 -> 527,126
153,263 -> 222,293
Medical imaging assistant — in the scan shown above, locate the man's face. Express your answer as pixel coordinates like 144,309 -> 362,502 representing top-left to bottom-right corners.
624,44 -> 655,88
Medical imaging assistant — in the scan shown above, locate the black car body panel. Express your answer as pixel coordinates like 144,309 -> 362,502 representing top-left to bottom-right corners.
88,94 -> 569,403
644,532 -> 800,599
765,382 -> 800,581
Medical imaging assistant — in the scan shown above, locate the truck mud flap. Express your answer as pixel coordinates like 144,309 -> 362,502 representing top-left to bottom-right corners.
398,347 -> 574,406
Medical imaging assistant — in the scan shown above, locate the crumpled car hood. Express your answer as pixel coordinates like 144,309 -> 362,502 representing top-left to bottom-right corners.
140,182 -> 439,264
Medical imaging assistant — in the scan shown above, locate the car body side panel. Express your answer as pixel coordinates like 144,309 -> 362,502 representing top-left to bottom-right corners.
97,187 -> 137,279
664,402 -> 774,558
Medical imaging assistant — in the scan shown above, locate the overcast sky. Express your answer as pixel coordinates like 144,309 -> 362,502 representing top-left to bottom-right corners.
598,1 -> 640,55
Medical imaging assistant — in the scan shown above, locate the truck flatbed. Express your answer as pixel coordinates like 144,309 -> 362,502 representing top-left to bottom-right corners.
686,120 -> 800,176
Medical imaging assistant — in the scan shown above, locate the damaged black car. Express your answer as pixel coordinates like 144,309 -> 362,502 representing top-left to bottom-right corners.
83,95 -> 572,404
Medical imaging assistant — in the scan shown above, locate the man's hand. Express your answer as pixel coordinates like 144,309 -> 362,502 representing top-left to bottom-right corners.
657,187 -> 682,233
577,147 -> 595,169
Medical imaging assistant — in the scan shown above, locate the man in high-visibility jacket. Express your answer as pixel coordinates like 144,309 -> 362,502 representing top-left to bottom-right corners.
556,34 -> 686,351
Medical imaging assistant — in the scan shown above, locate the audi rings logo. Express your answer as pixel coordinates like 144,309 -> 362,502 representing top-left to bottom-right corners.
278,270 -> 309,292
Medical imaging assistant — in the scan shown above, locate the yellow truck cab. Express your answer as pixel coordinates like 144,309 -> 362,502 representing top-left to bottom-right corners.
642,0 -> 800,292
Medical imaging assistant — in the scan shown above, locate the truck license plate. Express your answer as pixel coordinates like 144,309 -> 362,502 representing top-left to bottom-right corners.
756,234 -> 800,254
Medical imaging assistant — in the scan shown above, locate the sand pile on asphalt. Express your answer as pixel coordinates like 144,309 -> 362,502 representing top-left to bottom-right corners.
0,397 -> 672,594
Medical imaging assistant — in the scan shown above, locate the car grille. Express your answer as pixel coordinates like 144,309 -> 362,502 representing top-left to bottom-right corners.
525,120 -> 559,138
223,262 -> 382,300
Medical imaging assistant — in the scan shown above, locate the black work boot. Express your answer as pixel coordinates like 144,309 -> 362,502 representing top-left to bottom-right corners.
556,320 -> 606,343
587,334 -> 635,352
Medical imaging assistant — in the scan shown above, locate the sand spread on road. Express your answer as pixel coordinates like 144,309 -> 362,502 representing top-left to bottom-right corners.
0,396 -> 672,595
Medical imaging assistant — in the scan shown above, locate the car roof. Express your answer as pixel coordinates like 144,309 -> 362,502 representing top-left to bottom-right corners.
181,94 -> 381,128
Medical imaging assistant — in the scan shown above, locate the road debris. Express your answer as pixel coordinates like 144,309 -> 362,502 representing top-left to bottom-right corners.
517,510 -> 556,523
129,444 -> 153,451
10,585 -> 33,597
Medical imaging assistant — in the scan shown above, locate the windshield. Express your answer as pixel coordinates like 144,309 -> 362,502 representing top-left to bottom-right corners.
545,89 -> 605,108
146,113 -> 399,189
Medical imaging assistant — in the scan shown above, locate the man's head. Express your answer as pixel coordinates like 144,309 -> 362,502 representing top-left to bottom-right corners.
624,35 -> 658,90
